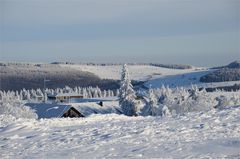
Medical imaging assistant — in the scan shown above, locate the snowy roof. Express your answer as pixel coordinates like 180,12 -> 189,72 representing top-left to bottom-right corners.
69,101 -> 122,117
25,103 -> 72,119
47,93 -> 83,97
25,100 -> 120,119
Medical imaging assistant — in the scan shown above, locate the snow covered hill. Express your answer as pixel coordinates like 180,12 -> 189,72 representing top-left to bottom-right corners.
61,64 -> 240,89
0,106 -> 240,159
60,64 -> 198,81
145,70 -> 240,89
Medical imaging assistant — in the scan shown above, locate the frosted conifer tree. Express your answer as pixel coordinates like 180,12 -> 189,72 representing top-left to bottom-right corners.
107,90 -> 111,97
148,88 -> 159,116
102,90 -> 107,98
119,64 -> 136,116
27,90 -> 31,101
93,89 -> 99,98
214,95 -> 228,109
110,90 -> 114,97
96,87 -> 102,97
115,89 -> 120,97
162,105 -> 171,117
83,88 -> 88,98
74,87 -> 78,94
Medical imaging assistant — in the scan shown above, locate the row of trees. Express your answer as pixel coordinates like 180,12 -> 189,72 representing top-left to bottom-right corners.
0,86 -> 119,102
200,68 -> 240,83
119,64 -> 240,117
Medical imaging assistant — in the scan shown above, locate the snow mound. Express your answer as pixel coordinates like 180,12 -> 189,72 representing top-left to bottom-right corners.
0,100 -> 37,120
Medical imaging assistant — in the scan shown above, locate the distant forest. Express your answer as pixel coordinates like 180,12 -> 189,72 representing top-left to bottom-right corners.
200,68 -> 240,83
0,63 -> 119,91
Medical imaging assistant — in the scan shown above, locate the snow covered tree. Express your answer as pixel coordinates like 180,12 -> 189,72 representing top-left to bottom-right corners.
74,87 -> 78,94
229,93 -> 240,106
93,89 -> 99,98
188,87 -> 215,112
26,90 -> 31,101
0,99 -> 37,119
115,89 -> 120,97
107,90 -> 111,97
162,105 -> 171,117
102,90 -> 107,98
119,64 -> 137,116
87,88 -> 93,98
147,88 -> 159,116
82,88 -> 88,98
110,90 -> 114,97
96,87 -> 102,98
214,95 -> 228,109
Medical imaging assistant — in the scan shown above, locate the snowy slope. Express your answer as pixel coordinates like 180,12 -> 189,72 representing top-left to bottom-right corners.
60,64 -> 198,81
145,70 -> 240,89
0,106 -> 240,159
145,70 -> 210,88
62,64 -> 240,89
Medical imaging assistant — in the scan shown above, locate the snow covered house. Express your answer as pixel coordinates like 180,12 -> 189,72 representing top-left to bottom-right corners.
25,103 -> 84,119
35,95 -> 44,101
69,101 -> 122,117
47,93 -> 83,102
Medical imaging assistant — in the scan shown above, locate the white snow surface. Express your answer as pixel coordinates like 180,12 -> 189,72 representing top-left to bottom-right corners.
145,70 -> 240,89
1,106 -> 240,159
61,64 -> 240,89
61,64 -> 199,81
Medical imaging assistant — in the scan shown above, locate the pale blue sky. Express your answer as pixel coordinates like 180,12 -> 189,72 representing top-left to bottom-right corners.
0,0 -> 239,66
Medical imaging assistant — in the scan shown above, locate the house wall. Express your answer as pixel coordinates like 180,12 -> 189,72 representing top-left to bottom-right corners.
62,107 -> 84,118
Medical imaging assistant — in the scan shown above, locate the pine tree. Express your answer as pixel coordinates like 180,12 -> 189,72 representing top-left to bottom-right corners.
115,89 -> 120,97
102,90 -> 107,98
93,89 -> 99,98
110,90 -> 114,97
83,88 -> 88,98
119,64 -> 137,116
162,105 -> 171,117
27,90 -> 31,101
148,88 -> 159,116
107,90 -> 111,97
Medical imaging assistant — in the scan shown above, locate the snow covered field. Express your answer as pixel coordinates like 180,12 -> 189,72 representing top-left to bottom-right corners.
0,106 -> 240,159
1,63 -> 240,159
145,71 -> 240,89
62,64 -> 240,89
61,64 -> 199,81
